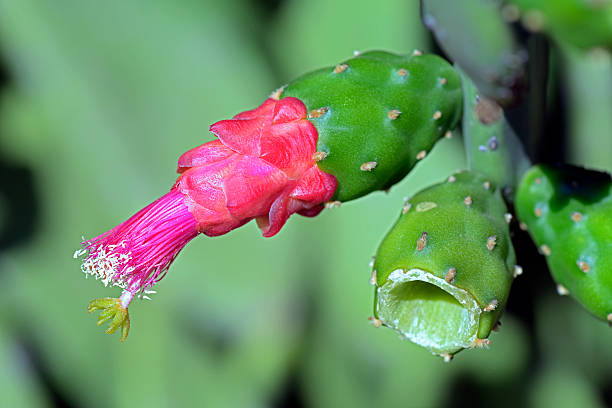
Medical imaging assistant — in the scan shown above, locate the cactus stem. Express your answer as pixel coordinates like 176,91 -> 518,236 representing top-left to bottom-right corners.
416,202 -> 438,212
308,107 -> 329,119
368,316 -> 383,328
484,299 -> 499,312
402,203 -> 412,214
445,267 -> 457,283
433,110 -> 442,120
416,150 -> 427,160
269,85 -> 286,100
486,236 -> 497,251
442,354 -> 453,363
397,68 -> 408,77
459,68 -> 531,194
447,175 -> 456,183
534,207 -> 543,217
557,284 -> 570,296
513,265 -> 523,278
472,338 -> 491,348
333,64 -> 348,74
360,161 -> 377,171
412,49 -> 423,56
504,213 -> 513,223
388,109 -> 402,120
464,196 -> 473,206
483,181 -> 491,190
439,77 -> 447,86
540,244 -> 551,256
369,270 -> 378,286
324,201 -> 341,209
571,211 -> 583,222
416,232 -> 428,251
577,260 -> 591,273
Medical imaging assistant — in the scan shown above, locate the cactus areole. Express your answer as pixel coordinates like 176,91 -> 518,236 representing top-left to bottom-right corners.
373,172 -> 516,357
281,50 -> 462,202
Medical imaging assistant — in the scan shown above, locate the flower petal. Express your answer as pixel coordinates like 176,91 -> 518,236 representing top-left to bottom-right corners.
233,98 -> 276,120
177,162 -> 243,236
259,121 -> 318,178
177,140 -> 235,173
271,97 -> 308,124
223,156 -> 290,219
209,117 -> 265,157
290,166 -> 338,203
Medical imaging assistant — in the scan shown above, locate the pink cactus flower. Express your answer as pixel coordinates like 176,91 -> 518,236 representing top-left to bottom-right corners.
79,97 -> 337,341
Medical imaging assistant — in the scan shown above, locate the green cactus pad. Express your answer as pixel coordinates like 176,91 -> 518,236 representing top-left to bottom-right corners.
507,0 -> 612,50
516,165 -> 612,322
281,50 -> 462,202
373,172 -> 516,357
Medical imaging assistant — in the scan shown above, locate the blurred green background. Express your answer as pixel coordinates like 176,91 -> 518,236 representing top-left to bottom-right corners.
0,0 -> 610,407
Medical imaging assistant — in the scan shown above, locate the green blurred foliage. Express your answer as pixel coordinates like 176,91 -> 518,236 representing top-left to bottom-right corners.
0,0 -> 608,407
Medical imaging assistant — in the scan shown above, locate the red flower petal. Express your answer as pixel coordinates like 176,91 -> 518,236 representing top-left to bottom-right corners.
177,140 -> 235,173
232,98 -> 276,120
259,121 -> 317,178
223,156 -> 290,219
271,97 -> 308,124
209,116 -> 265,157
290,166 -> 338,203
177,97 -> 337,238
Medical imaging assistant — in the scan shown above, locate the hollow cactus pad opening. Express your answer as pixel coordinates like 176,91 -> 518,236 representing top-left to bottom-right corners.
377,268 -> 481,355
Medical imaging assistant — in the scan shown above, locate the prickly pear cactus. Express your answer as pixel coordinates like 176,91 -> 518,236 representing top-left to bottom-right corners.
516,164 -> 612,322
372,171 -> 517,358
281,50 -> 462,202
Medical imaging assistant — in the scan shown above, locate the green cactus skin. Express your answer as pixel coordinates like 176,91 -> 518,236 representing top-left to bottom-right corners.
421,0 -> 526,105
280,50 -> 462,202
459,66 -> 531,195
507,0 -> 612,50
516,164 -> 612,322
372,172 -> 517,358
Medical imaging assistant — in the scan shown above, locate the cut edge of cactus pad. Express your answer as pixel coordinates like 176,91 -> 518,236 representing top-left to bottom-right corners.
376,268 -> 481,356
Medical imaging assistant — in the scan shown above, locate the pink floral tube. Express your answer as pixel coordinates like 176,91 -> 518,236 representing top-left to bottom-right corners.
78,97 -> 337,341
